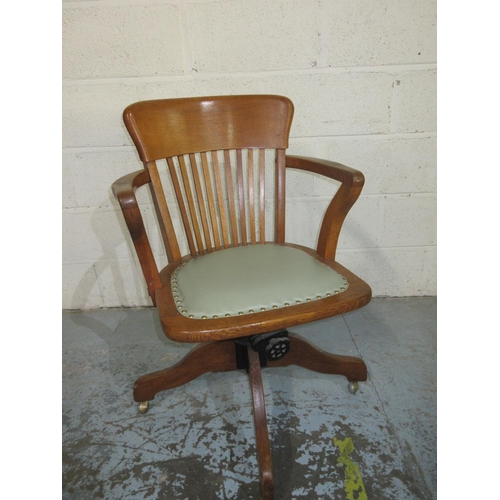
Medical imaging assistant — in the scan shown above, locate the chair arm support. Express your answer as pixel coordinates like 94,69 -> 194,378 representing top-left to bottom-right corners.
112,169 -> 162,304
285,156 -> 365,260
112,168 -> 150,210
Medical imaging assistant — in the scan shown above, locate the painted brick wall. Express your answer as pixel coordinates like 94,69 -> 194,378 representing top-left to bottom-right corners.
62,0 -> 437,310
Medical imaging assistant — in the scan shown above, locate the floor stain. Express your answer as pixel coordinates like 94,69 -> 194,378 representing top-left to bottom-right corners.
333,436 -> 368,500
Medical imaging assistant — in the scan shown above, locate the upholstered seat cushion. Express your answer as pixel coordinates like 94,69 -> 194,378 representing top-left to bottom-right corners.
171,244 -> 348,319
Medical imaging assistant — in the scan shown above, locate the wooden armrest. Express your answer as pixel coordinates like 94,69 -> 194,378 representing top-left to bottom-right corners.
112,169 -> 151,210
285,155 -> 365,260
112,169 -> 162,304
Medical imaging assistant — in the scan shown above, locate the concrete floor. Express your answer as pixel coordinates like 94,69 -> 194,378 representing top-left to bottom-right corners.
62,297 -> 436,500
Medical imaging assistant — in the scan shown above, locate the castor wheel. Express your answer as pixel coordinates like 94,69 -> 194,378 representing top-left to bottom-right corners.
138,401 -> 150,414
348,382 -> 359,395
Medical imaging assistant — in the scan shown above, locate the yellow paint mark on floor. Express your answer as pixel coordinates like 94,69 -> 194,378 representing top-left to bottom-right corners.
333,437 -> 368,500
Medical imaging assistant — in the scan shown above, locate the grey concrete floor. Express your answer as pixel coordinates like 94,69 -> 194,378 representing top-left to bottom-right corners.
62,297 -> 436,500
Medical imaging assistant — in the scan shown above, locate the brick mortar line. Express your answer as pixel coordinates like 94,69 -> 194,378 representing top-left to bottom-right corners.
62,131 -> 437,153
62,64 -> 437,86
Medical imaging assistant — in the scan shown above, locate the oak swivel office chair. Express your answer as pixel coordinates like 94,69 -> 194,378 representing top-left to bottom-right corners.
112,94 -> 371,500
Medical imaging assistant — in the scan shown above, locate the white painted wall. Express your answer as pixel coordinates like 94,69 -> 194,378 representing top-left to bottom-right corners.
62,0 -> 437,310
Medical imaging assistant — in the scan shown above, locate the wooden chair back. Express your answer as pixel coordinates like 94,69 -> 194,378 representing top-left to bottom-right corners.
123,95 -> 294,262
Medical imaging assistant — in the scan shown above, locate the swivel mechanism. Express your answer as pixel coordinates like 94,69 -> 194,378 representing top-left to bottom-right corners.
251,330 -> 290,361
235,330 -> 291,362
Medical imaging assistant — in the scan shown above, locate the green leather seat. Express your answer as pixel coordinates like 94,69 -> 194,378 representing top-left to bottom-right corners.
171,244 -> 348,320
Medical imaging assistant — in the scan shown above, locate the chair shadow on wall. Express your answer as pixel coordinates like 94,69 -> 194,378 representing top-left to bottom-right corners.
68,162 -> 155,306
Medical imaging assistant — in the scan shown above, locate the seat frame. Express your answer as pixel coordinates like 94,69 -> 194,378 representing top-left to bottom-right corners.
112,95 -> 371,499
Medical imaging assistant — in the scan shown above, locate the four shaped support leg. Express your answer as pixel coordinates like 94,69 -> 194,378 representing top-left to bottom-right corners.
269,332 -> 368,383
248,347 -> 275,500
133,339 -> 237,403
132,331 -> 367,499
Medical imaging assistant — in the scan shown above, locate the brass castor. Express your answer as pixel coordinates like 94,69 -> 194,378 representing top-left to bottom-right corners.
138,401 -> 150,414
348,382 -> 359,395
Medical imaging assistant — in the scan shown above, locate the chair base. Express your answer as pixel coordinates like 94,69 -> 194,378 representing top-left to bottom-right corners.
133,333 -> 368,499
